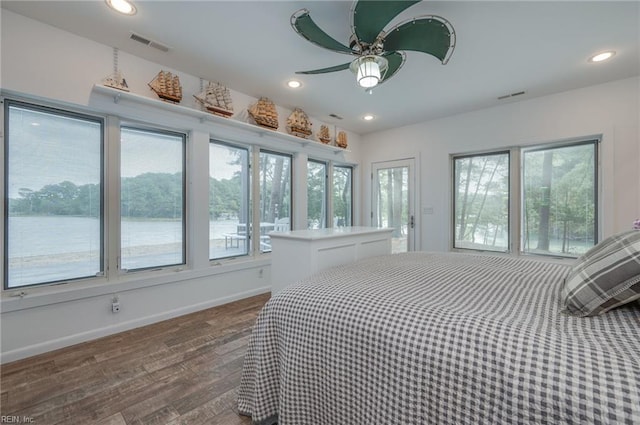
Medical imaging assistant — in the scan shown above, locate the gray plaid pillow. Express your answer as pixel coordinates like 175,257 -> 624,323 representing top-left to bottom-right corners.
562,230 -> 640,317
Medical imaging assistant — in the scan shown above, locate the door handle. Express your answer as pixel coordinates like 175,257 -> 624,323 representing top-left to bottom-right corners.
410,215 -> 415,229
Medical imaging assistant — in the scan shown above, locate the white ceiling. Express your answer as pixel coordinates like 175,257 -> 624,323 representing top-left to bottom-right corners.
2,1 -> 639,134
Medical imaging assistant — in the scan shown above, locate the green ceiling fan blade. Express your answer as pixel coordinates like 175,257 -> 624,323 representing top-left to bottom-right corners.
380,51 -> 406,83
291,9 -> 354,55
382,16 -> 456,64
352,1 -> 421,45
296,62 -> 352,75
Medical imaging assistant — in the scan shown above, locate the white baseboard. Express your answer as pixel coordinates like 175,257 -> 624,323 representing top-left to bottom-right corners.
0,286 -> 270,364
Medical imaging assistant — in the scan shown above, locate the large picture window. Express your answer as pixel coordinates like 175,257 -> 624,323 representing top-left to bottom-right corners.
453,139 -> 599,257
209,141 -> 250,259
3,99 -> 355,290
4,102 -> 103,288
453,152 -> 510,252
522,141 -> 598,256
120,127 -> 185,271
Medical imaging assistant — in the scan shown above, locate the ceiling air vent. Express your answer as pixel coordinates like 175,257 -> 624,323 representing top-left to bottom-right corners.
129,32 -> 170,52
498,90 -> 526,100
329,113 -> 343,120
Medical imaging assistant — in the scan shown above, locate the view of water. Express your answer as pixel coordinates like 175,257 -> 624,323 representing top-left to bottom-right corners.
6,216 -> 245,288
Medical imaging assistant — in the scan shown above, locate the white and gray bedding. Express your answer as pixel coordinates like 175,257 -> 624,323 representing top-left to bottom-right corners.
238,252 -> 640,424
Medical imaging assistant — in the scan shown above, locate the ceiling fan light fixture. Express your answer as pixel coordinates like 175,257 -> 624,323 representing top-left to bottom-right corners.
357,61 -> 380,88
350,55 -> 388,89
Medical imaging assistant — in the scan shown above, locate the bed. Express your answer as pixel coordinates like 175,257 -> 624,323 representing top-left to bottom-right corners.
238,242 -> 640,424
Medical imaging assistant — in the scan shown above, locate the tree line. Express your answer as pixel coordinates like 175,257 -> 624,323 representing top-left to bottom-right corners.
11,165 -> 352,227
9,172 -> 243,219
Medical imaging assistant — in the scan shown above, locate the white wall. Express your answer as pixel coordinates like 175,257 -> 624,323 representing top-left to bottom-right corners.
0,10 -> 361,363
0,10 -> 363,158
360,77 -> 640,252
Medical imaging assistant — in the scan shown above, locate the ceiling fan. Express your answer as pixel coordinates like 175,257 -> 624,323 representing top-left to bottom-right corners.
291,1 -> 456,92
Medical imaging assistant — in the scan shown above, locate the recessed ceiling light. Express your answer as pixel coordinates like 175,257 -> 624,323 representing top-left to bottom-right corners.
105,0 -> 137,15
363,114 -> 375,121
287,80 -> 302,89
588,51 -> 615,63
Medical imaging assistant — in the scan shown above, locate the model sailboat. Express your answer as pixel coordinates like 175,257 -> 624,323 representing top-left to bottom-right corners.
286,108 -> 312,138
194,82 -> 234,117
317,124 -> 331,144
148,71 -> 183,103
336,131 -> 348,149
248,97 -> 278,130
101,70 -> 129,92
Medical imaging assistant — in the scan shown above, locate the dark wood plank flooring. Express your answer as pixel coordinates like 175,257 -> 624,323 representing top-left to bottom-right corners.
0,293 -> 271,425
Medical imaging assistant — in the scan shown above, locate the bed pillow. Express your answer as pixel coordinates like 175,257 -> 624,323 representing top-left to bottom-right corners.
562,229 -> 640,317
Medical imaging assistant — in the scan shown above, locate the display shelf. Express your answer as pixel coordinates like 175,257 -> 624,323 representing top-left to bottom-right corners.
92,84 -> 350,155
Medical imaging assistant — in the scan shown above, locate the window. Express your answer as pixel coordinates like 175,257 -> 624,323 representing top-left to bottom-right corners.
209,141 -> 250,259
453,152 -> 510,252
522,141 -> 598,256
332,165 -> 353,227
453,139 -> 599,257
4,101 -> 103,288
259,151 -> 291,252
307,160 -> 327,229
120,127 -> 185,271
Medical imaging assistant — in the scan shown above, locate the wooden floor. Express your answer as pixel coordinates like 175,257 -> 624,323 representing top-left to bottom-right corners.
0,293 -> 270,425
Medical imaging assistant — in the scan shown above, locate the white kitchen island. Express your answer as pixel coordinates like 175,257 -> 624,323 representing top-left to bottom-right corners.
269,226 -> 393,295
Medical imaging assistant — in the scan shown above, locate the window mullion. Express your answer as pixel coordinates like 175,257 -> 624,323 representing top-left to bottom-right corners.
105,115 -> 121,277
251,147 -> 261,255
327,162 -> 334,228
510,147 -> 520,255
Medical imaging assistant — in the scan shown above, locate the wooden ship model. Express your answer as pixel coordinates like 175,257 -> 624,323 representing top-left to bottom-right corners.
336,130 -> 348,149
148,71 -> 182,103
286,108 -> 312,138
193,82 -> 234,117
101,70 -> 129,92
317,125 -> 331,144
248,97 -> 278,130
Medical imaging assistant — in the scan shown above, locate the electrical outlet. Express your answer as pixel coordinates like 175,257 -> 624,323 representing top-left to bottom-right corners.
112,301 -> 120,313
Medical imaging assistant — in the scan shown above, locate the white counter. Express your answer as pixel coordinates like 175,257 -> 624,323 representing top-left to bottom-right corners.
269,226 -> 393,295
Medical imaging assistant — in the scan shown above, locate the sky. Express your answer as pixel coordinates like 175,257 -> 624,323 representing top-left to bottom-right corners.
7,106 -> 239,199
7,106 -> 102,198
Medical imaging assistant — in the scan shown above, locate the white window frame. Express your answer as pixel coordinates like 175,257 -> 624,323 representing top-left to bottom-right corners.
452,150 -> 511,253
520,139 -> 599,257
255,148 -> 293,253
119,125 -> 187,272
4,100 -> 105,289
331,163 -> 354,228
209,139 -> 251,261
307,158 -> 328,229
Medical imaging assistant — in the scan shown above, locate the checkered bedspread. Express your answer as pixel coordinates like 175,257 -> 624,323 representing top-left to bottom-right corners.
237,252 -> 640,424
